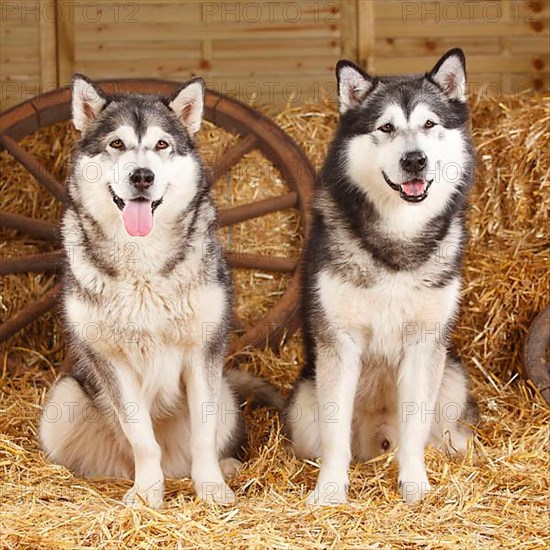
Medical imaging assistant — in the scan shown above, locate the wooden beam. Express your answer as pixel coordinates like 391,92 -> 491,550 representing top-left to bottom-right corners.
340,0 -> 359,60
56,0 -> 75,86
40,0 -> 57,89
357,0 -> 376,71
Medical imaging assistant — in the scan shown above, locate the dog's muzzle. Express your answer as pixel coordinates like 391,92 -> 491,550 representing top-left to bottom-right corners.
109,186 -> 163,213
382,172 -> 433,203
108,186 -> 163,237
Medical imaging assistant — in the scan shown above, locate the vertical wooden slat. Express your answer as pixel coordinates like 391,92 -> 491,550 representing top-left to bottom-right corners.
500,0 -> 512,94
357,0 -> 376,71
202,39 -> 213,72
340,0 -> 359,60
39,0 -> 58,89
56,0 -> 75,86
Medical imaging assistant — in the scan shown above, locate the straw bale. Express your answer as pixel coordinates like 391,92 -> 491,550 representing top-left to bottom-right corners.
0,93 -> 548,549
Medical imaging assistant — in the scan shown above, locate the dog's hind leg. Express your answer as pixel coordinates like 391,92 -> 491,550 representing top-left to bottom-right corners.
219,458 -> 242,479
283,379 -> 322,459
429,356 -> 478,454
39,376 -> 133,479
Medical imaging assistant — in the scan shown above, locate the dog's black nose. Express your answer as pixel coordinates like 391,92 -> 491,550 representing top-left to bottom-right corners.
400,151 -> 427,173
129,168 -> 155,191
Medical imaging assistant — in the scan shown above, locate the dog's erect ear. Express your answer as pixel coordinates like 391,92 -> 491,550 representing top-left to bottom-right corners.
428,48 -> 467,102
72,74 -> 107,133
336,60 -> 375,114
168,77 -> 205,135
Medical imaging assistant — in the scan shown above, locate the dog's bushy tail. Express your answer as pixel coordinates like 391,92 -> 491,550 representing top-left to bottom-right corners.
226,370 -> 284,411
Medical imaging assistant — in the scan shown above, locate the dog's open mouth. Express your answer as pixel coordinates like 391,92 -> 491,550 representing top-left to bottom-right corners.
383,172 -> 433,203
109,186 -> 163,237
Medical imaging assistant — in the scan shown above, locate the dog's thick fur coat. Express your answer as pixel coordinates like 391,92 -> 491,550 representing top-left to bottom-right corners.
284,49 -> 479,505
39,76 -> 279,508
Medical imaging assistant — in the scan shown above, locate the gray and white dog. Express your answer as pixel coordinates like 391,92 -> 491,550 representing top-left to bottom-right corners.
39,75 -> 279,508
284,49 -> 478,505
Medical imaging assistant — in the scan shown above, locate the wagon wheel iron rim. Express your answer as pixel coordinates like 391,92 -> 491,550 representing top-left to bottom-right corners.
0,79 -> 315,370
523,304 -> 550,407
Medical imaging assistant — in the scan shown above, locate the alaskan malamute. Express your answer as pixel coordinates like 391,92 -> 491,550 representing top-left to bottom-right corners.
40,75 -> 280,508
284,49 -> 479,504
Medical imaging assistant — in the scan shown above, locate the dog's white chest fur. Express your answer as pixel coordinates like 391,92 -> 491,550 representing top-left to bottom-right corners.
317,269 -> 460,365
65,236 -> 224,366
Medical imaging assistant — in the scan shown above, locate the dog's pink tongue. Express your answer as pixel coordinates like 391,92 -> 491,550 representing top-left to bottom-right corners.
122,200 -> 153,237
402,180 -> 427,197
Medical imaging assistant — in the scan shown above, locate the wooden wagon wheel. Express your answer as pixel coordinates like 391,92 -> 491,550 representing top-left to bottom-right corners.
524,304 -> 550,407
0,79 -> 315,367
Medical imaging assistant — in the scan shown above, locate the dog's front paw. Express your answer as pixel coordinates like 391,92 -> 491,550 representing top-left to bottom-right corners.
398,468 -> 431,504
195,480 -> 235,505
306,480 -> 348,506
123,480 -> 164,509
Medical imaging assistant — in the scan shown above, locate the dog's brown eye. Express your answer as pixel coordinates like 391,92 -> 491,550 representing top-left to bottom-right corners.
109,139 -> 124,150
156,140 -> 169,150
378,123 -> 394,134
424,120 -> 436,129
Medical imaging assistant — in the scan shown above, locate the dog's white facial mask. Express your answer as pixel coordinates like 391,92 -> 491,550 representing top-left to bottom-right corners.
103,124 -> 199,237
71,77 -> 204,238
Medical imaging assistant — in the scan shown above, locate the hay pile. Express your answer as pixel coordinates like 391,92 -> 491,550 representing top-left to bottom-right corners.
1,92 -> 549,548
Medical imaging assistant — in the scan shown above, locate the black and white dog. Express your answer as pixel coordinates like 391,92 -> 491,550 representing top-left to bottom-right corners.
40,76 -> 279,508
284,49 -> 478,504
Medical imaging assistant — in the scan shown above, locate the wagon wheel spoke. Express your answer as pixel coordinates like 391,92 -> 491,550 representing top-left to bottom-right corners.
0,135 -> 67,203
219,192 -> 298,227
59,351 -> 73,374
226,251 -> 296,273
0,352 -> 25,376
0,81 -> 316,359
0,250 -> 63,275
228,279 -> 301,355
0,211 -> 58,240
0,285 -> 61,344
232,315 -> 247,332
210,134 -> 258,183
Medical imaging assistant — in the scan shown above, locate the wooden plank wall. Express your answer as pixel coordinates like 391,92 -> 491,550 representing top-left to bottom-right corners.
367,0 -> 550,96
1,0 -> 57,110
65,0 -> 345,106
1,0 -> 548,112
